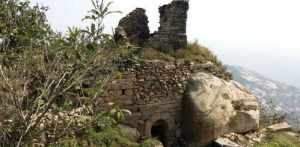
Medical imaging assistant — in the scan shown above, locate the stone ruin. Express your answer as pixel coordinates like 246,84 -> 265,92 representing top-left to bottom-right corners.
115,0 -> 189,53
100,60 -> 232,147
107,1 -> 260,147
114,8 -> 150,46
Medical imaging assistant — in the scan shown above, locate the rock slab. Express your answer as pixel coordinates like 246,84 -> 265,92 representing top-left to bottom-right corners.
267,122 -> 292,132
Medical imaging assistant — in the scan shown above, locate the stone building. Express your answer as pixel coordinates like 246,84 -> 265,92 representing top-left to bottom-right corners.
100,60 -> 235,147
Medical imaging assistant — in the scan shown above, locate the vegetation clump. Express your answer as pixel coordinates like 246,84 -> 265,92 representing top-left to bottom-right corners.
0,0 -> 157,146
139,41 -> 231,80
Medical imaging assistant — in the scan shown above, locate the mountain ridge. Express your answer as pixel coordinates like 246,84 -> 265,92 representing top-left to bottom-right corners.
226,65 -> 300,130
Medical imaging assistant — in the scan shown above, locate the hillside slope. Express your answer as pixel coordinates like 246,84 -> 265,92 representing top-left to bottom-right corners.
227,65 -> 300,130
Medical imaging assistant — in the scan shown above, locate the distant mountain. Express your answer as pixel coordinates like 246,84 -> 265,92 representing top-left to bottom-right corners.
227,65 -> 300,129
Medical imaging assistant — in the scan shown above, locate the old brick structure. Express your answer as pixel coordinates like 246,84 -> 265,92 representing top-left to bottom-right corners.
115,0 -> 189,53
148,0 -> 189,53
100,60 -> 231,147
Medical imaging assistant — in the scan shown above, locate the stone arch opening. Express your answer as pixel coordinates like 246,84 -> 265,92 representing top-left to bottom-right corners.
151,119 -> 169,146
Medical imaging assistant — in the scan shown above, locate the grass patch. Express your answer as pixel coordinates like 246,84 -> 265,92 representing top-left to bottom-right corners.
139,48 -> 175,61
136,41 -> 231,80
174,41 -> 222,65
140,41 -> 224,66
254,132 -> 300,147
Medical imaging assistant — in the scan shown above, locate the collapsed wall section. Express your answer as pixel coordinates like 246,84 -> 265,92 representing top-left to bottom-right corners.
114,8 -> 150,46
148,0 -> 189,53
115,0 -> 189,53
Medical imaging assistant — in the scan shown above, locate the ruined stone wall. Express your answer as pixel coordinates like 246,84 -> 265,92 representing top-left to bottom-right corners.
148,0 -> 189,53
100,59 -> 230,146
115,0 -> 189,53
114,8 -> 150,46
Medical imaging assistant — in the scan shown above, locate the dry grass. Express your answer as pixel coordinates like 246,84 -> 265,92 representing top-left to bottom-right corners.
139,48 -> 175,61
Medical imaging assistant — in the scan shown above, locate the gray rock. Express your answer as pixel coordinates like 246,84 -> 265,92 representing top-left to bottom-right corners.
182,72 -> 259,147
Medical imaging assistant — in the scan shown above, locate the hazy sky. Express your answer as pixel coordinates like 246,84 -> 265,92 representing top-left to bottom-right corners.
30,0 -> 300,88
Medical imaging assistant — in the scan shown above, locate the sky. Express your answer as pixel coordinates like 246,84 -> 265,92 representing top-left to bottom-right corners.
30,0 -> 300,88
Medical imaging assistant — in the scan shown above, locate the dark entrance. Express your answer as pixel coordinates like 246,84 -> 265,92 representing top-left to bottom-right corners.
151,120 -> 168,146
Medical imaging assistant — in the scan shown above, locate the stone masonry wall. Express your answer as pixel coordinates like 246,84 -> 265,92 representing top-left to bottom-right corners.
99,59 -> 230,146
148,0 -> 189,53
114,8 -> 150,46
115,0 -> 189,54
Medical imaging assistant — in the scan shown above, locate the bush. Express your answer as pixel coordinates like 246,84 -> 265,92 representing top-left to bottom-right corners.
0,0 -> 52,51
0,0 -> 151,146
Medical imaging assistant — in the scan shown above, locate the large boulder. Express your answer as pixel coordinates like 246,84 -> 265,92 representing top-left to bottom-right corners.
182,72 -> 259,147
114,8 -> 150,46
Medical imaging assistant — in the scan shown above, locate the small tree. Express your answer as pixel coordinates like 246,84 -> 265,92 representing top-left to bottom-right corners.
82,0 -> 121,50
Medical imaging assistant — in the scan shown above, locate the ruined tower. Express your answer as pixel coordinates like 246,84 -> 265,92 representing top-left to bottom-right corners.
115,0 -> 189,53
148,0 -> 189,53
114,8 -> 150,46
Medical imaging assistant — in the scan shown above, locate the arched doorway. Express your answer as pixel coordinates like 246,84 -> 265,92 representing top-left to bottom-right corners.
151,120 -> 169,146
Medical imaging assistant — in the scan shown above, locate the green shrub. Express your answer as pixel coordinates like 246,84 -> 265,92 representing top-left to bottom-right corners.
0,0 -> 52,51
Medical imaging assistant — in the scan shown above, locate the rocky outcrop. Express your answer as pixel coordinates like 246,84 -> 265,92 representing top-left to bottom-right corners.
148,0 -> 189,53
182,72 -> 259,147
114,8 -> 150,46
